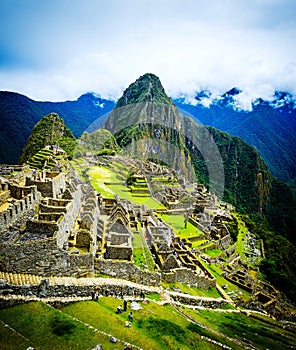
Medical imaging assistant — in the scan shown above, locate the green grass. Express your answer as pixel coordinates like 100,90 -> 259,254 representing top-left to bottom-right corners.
0,302 -> 112,350
204,249 -> 224,258
146,292 -> 161,302
162,281 -> 221,298
0,320 -> 33,350
234,213 -> 249,262
88,165 -> 164,209
132,228 -> 155,271
184,308 -> 296,350
61,298 -> 218,350
1,299 -> 294,350
159,214 -> 204,239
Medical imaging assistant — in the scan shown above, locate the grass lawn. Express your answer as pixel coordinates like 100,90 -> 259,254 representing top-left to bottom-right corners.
204,249 -> 224,258
132,228 -> 155,271
159,214 -> 204,239
0,320 -> 33,350
61,298 -> 219,350
1,299 -> 293,350
184,308 -> 296,350
0,301 -> 112,350
234,213 -> 249,262
88,165 -> 164,209
163,281 -> 221,298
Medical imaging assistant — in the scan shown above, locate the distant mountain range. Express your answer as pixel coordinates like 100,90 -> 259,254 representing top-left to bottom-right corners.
0,91 -> 115,164
0,86 -> 295,185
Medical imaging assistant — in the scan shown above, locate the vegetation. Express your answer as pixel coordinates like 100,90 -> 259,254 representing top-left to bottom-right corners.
116,73 -> 173,107
74,128 -> 119,158
19,113 -> 77,164
1,298 -> 294,349
87,164 -> 164,209
132,229 -> 155,271
159,213 -> 204,239
185,308 -> 296,350
0,301 -> 112,349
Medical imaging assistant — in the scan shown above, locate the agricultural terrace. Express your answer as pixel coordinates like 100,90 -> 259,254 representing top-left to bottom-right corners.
88,165 -> 164,210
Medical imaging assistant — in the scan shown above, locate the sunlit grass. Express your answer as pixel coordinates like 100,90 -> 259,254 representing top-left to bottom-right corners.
0,302 -> 112,350
159,214 -> 204,239
88,165 -> 164,209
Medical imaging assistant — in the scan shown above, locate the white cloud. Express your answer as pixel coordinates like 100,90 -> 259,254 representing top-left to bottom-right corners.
232,85 -> 275,111
0,0 -> 296,103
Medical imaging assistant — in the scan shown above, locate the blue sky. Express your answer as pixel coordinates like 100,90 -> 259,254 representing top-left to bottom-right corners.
0,0 -> 296,106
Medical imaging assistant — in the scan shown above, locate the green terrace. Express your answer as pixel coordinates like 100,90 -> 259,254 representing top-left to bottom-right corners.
158,213 -> 205,243
1,298 -> 294,350
87,165 -> 164,210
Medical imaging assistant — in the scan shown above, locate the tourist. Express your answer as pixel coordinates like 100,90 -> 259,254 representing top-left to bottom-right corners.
117,305 -> 122,314
128,311 -> 133,321
123,299 -> 127,311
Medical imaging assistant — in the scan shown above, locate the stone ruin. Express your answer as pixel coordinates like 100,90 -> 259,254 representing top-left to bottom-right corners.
0,167 -> 97,277
0,157 -> 266,296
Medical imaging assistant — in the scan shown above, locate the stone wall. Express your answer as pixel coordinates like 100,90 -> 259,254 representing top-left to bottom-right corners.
55,186 -> 82,248
26,220 -> 58,237
163,267 -> 216,289
217,234 -> 232,250
170,293 -> 229,308
0,186 -> 40,230
104,244 -> 133,260
0,190 -> 10,206
95,259 -> 161,286
25,172 -> 66,198
0,238 -> 93,277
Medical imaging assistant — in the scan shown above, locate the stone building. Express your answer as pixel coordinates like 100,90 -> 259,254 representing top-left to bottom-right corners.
0,168 -> 97,277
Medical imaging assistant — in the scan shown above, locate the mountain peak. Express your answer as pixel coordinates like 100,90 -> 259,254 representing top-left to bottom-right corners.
116,73 -> 172,107
19,112 -> 76,164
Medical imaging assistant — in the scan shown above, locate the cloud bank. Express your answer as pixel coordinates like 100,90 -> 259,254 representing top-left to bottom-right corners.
0,0 -> 296,108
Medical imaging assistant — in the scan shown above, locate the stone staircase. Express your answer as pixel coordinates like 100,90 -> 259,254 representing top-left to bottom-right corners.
0,271 -> 42,286
0,271 -> 161,292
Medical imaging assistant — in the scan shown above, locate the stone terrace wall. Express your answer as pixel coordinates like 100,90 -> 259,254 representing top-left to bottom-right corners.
163,268 -> 216,290
95,259 -> 161,286
25,173 -> 66,199
0,186 -> 40,230
0,238 -> 93,277
170,292 -> 229,308
0,280 -> 231,310
55,186 -> 82,248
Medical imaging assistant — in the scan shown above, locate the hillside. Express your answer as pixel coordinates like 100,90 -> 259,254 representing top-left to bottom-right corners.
0,91 -> 115,164
19,113 -> 77,164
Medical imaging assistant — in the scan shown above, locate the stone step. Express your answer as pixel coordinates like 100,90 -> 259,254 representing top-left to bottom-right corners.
0,271 -> 160,293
